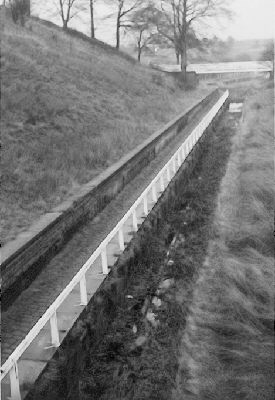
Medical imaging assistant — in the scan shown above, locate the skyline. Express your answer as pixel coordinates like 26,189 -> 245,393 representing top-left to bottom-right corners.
2,0 -> 274,44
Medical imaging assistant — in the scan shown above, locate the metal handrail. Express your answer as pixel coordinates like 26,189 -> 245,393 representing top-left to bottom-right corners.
1,90 -> 229,399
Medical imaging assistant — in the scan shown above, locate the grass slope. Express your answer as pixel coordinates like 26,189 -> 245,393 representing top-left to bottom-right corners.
177,84 -> 274,399
1,11 -> 209,244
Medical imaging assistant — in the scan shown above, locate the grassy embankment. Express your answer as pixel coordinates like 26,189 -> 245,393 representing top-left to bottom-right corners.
176,86 -> 274,399
1,12 -> 209,244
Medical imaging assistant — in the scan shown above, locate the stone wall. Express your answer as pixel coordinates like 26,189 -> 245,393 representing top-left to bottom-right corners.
1,89 -> 220,309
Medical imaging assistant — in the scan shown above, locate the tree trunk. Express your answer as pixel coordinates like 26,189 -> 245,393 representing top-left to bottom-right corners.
138,48 -> 142,62
90,0 -> 95,38
63,20 -> 68,30
181,0 -> 187,81
181,43 -> 187,81
176,52 -> 180,65
116,12 -> 120,49
137,30 -> 143,62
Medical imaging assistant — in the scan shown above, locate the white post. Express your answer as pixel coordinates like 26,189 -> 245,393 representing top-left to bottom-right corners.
118,228 -> 125,251
9,362 -> 21,400
160,174 -> 165,191
177,151 -> 181,167
172,157 -> 176,173
50,312 -> 60,347
152,183 -> 157,202
192,133 -> 195,147
166,165 -> 171,182
80,275 -> 88,306
101,247 -> 109,275
143,193 -> 148,216
188,137 -> 192,153
181,145 -> 185,161
132,209 -> 138,232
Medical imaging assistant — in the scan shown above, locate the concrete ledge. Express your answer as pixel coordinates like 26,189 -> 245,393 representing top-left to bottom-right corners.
1,89 -> 220,309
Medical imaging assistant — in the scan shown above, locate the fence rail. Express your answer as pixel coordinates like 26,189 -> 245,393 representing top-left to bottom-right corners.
1,90 -> 229,399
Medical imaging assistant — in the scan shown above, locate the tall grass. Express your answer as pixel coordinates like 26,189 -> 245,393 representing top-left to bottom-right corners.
1,11 -> 209,244
175,87 -> 274,399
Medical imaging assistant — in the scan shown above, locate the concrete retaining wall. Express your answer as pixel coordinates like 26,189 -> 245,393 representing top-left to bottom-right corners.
1,89 -> 221,309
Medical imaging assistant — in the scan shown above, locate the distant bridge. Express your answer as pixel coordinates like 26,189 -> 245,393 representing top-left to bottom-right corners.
152,61 -> 273,79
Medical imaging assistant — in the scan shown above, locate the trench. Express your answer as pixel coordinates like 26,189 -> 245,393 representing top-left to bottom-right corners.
25,107 -> 241,400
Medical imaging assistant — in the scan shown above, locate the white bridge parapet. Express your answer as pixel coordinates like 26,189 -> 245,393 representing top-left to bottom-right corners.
1,90 -> 229,400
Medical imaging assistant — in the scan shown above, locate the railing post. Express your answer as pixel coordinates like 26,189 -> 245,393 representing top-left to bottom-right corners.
160,174 -> 165,191
191,133 -> 195,147
132,209 -> 138,232
197,125 -> 202,140
50,311 -> 60,347
181,145 -> 185,161
118,227 -> 125,251
188,137 -> 192,153
101,247 -> 109,275
143,193 -> 148,216
177,151 -> 181,167
80,275 -> 88,306
152,183 -> 157,202
166,165 -> 171,182
9,362 -> 21,400
172,157 -> 176,173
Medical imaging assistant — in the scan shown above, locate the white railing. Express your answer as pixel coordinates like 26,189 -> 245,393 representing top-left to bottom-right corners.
1,90 -> 229,399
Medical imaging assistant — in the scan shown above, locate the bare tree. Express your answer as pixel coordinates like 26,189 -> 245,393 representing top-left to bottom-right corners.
104,0 -> 143,49
152,0 -> 232,79
57,0 -> 84,30
129,3 -> 157,61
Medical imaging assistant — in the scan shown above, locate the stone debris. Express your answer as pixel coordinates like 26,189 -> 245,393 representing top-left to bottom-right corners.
152,297 -> 162,308
132,324 -> 137,334
135,335 -> 147,347
170,236 -> 177,247
146,310 -> 159,327
167,259 -> 174,266
158,278 -> 175,292
141,298 -> 150,316
126,295 -> 134,299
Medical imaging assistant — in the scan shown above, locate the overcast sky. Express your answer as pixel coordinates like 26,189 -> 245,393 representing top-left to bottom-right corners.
227,0 -> 274,40
4,0 -> 275,44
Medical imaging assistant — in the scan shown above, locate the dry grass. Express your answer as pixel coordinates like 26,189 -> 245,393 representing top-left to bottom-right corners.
1,10 -> 209,244
175,86 -> 274,399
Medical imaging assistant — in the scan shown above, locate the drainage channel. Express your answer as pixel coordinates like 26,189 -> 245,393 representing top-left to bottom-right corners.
27,99 -> 241,400
1,91 -> 229,400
